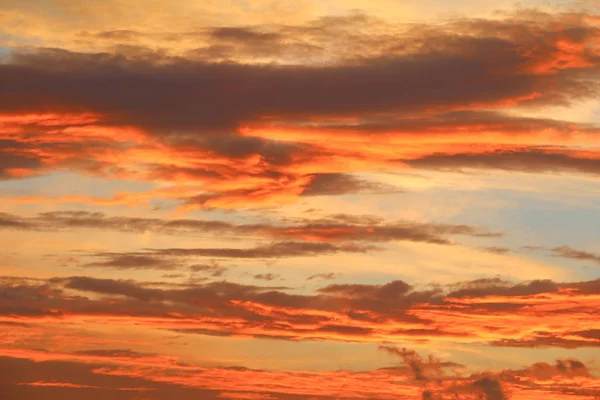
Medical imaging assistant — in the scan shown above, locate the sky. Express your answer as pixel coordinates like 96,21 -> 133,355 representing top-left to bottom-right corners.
1,0 -> 600,399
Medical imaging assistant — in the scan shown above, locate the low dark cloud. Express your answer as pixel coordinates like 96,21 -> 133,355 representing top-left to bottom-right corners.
379,346 -> 451,381
404,150 -> 600,176
65,276 -> 164,301
0,211 -> 501,247
2,275 -> 600,346
145,241 -> 377,259
253,273 -> 280,281
306,273 -> 338,281
301,173 -> 400,196
264,216 -> 502,244
283,110 -> 598,136
471,377 -> 507,400
551,245 -> 600,265
74,349 -> 157,358
83,254 -> 179,270
31,210 -> 263,235
189,263 -> 227,277
481,246 -> 511,254
318,280 -> 412,299
521,245 -> 600,266
0,347 -> 595,400
0,9 -> 598,214
0,151 -> 42,179
0,356 -> 227,400
0,212 -> 32,229
446,277 -> 559,298
4,9 -> 599,133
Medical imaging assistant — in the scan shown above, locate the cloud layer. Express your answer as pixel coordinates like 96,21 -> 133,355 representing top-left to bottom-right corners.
2,275 -> 600,348
1,10 -> 599,208
1,3 -> 600,398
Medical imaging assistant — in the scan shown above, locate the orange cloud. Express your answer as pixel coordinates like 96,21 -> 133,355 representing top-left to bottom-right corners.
0,10 -> 598,209
1,345 -> 598,399
1,276 -> 599,348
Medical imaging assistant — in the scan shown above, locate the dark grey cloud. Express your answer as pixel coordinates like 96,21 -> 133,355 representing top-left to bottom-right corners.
65,276 -> 164,301
491,336 -> 600,349
446,278 -> 559,298
0,139 -> 48,179
189,263 -> 227,277
0,212 -> 32,229
318,280 -> 412,299
253,273 -> 280,281
0,356 -> 253,400
551,246 -> 600,265
301,173 -> 401,196
2,11 -> 599,133
266,220 -> 501,244
306,273 -> 338,281
521,245 -> 600,266
0,210 -> 500,246
161,273 -> 186,279
146,241 -> 378,259
379,346 -> 463,381
404,150 -> 600,176
481,246 -> 511,254
471,377 -> 507,400
273,109 -> 599,136
0,11 -> 599,190
0,349 -> 592,400
83,254 -> 179,270
73,349 -> 157,358
2,274 -> 600,347
32,210 -> 264,235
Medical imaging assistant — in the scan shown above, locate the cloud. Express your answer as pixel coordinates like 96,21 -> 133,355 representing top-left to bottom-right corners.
0,212 -> 32,229
190,263 -> 228,277
471,377 -> 507,400
300,173 -> 400,196
404,150 -> 600,176
145,241 -> 378,259
272,110 -> 597,137
64,276 -> 164,301
253,273 -> 280,281
0,345 -> 597,400
74,349 -> 159,358
0,140 -> 43,179
445,277 -> 559,298
3,275 -> 600,347
379,346 -> 596,399
379,346 -> 458,381
551,245 -> 600,265
262,215 -> 502,244
0,355 -> 224,400
0,10 -> 599,209
83,254 -> 179,270
481,246 -> 511,254
522,245 -> 600,266
317,280 -> 412,298
0,210 -> 500,246
306,273 -> 338,281
3,210 -> 507,274
4,11 -> 599,128
0,4 -> 598,399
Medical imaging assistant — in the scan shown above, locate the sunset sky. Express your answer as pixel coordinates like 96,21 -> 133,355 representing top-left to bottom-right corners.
2,0 -> 600,399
